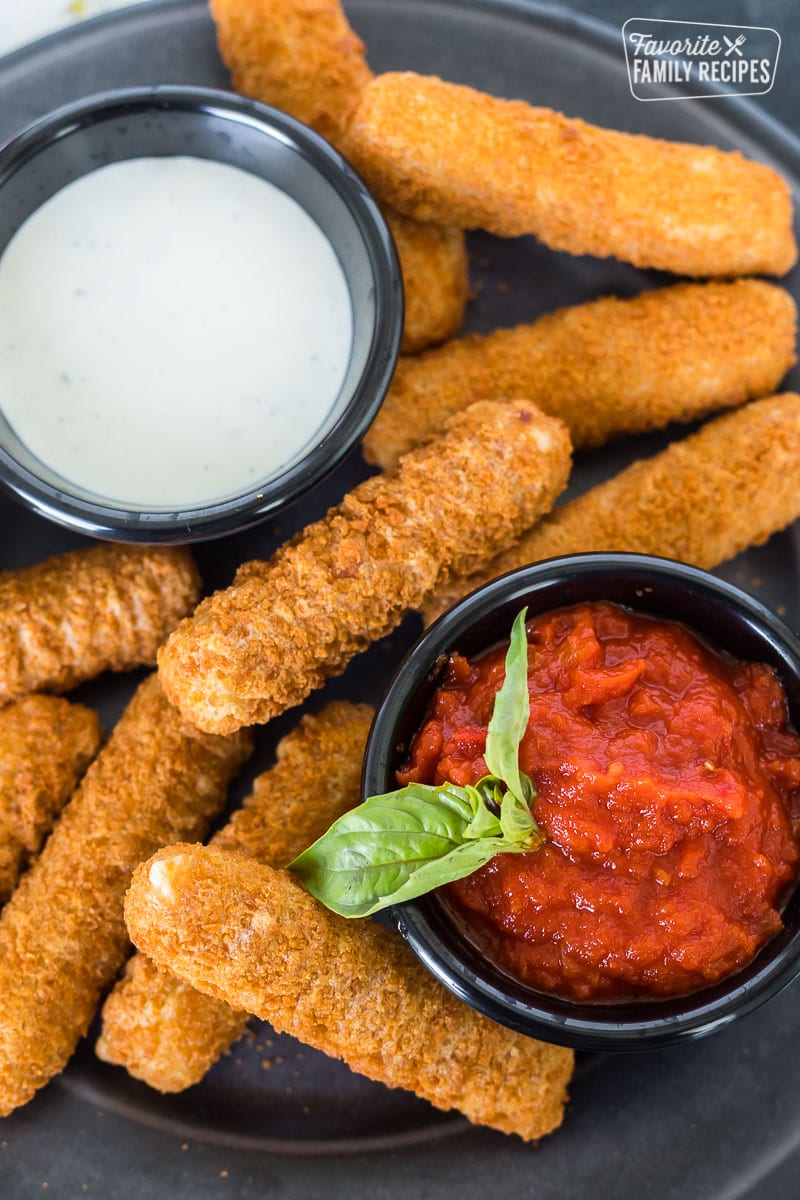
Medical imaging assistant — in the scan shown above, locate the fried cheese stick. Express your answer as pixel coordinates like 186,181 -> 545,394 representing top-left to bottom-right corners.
0,695 -> 101,904
96,701 -> 373,1092
345,73 -> 797,277
363,280 -> 797,470
424,394 -> 800,623
0,545 -> 200,707
210,0 -> 371,145
385,212 -> 468,353
125,844 -> 574,1140
158,400 -> 572,734
0,675 -> 251,1116
209,0 -> 468,352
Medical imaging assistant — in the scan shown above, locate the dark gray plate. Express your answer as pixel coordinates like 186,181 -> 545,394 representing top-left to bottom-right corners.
2,2 -> 800,1197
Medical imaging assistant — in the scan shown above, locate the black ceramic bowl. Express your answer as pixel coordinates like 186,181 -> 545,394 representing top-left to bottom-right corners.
0,86 -> 402,542
362,553 -> 800,1051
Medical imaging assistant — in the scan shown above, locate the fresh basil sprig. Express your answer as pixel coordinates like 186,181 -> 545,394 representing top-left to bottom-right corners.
289,608 -> 543,918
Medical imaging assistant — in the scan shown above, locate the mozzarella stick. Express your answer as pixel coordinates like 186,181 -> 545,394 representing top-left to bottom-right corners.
0,545 -> 200,706
0,695 -> 101,904
209,0 -> 468,353
385,210 -> 468,353
210,0 -> 371,145
158,400 -> 572,734
346,73 -> 797,277
96,701 -> 372,1092
424,394 -> 800,623
125,844 -> 574,1140
0,675 -> 251,1116
363,280 -> 797,470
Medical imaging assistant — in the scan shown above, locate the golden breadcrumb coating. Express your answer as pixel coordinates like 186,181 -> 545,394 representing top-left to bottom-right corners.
97,702 -> 373,1092
209,0 -> 467,353
385,209 -> 468,353
424,394 -> 800,622
0,675 -> 251,1116
346,73 -> 797,276
158,400 -> 572,734
364,280 -> 797,470
210,0 -> 372,145
0,695 -> 101,904
125,844 -> 574,1140
0,545 -> 200,707
213,702 -> 373,865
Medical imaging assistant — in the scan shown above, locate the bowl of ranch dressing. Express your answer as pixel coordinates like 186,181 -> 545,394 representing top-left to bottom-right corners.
0,86 -> 403,541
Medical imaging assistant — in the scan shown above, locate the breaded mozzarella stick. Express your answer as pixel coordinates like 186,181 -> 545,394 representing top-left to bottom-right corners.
0,545 -> 200,706
209,0 -> 468,353
97,702 -> 373,1092
0,675 -> 251,1116
125,845 -> 574,1140
158,400 -> 572,734
385,211 -> 468,353
346,73 -> 797,277
0,695 -> 101,903
363,280 -> 797,470
210,0 -> 372,145
424,394 -> 800,623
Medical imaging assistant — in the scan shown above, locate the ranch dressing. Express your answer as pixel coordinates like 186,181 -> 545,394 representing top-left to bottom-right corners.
0,156 -> 353,509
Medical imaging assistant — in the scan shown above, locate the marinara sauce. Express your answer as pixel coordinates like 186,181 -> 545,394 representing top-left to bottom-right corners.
398,602 -> 800,1002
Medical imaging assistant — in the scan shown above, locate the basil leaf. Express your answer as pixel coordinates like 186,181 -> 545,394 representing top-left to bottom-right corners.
289,609 -> 545,919
484,607 -> 531,801
356,835 -> 518,914
499,784 -> 539,844
289,782 -> 478,917
463,781 -> 504,840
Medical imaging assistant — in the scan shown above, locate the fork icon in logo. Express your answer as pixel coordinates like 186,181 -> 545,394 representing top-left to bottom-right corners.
723,34 -> 747,56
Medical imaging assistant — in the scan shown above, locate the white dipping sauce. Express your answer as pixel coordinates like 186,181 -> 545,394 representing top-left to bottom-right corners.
0,156 -> 353,508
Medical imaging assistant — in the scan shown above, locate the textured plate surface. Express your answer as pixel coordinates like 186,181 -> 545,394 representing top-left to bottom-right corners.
1,1 -> 800,1196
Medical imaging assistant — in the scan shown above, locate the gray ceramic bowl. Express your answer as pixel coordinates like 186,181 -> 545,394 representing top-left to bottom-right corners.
0,85 -> 403,542
362,553 -> 800,1051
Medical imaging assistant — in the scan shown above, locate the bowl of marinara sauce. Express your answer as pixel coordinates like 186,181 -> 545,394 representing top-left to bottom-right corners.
362,553 -> 800,1050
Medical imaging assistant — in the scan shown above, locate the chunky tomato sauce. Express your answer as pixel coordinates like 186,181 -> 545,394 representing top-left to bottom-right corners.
398,602 -> 800,1002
